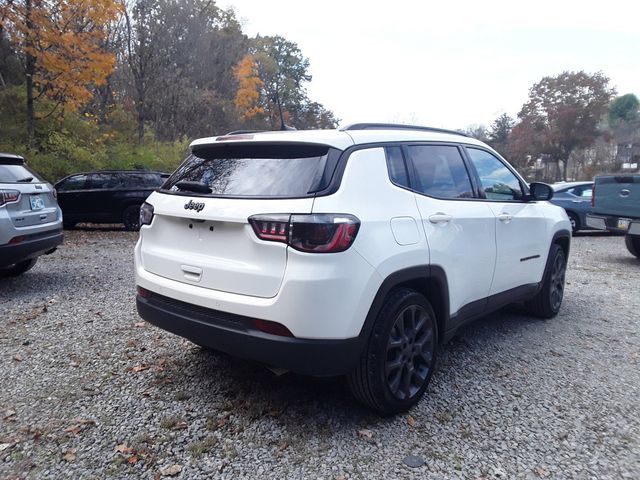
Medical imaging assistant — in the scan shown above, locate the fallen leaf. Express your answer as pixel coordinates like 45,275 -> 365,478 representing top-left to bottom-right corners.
277,441 -> 288,451
406,415 -> 416,427
128,455 -> 139,464
172,421 -> 187,430
3,409 -> 16,420
13,354 -> 22,362
63,448 -> 77,462
32,431 -> 43,441
357,429 -> 373,439
159,464 -> 182,476
132,364 -> 150,373
115,444 -> 134,454
134,322 -> 146,328
534,466 -> 550,477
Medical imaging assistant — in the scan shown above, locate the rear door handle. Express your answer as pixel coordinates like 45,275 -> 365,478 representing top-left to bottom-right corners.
428,213 -> 453,224
498,213 -> 513,223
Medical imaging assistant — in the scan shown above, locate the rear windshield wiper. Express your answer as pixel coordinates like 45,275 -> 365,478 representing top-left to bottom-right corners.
175,181 -> 212,194
17,176 -> 34,183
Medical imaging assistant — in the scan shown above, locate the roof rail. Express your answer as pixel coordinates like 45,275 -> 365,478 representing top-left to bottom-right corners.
340,123 -> 469,137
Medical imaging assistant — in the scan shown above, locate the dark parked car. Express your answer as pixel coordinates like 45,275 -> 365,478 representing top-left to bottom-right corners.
55,170 -> 168,230
551,181 -> 594,233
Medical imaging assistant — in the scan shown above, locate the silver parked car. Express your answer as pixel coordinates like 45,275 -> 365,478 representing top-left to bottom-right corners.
0,153 -> 63,276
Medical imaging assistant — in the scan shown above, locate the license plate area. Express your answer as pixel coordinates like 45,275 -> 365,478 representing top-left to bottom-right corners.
30,194 -> 45,210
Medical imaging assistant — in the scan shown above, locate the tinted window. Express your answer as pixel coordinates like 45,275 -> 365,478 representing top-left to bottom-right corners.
164,145 -> 333,197
466,148 -> 524,201
121,173 -> 163,188
407,145 -> 473,199
89,173 -> 121,189
386,146 -> 409,188
0,164 -> 42,183
59,174 -> 88,191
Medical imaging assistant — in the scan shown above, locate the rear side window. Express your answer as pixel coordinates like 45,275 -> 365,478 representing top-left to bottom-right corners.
122,173 -> 164,188
385,146 -> 410,188
58,174 -> 88,191
407,145 -> 473,199
0,164 -> 42,183
163,144 -> 338,197
89,173 -> 121,189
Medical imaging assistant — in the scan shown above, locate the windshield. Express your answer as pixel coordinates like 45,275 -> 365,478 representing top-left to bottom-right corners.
0,164 -> 43,183
162,144 -> 337,197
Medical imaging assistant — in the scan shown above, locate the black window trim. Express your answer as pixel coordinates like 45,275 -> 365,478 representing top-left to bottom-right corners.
461,145 -> 531,203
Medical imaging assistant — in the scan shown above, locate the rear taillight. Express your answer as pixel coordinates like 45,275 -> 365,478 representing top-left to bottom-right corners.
591,184 -> 595,208
0,190 -> 20,207
249,214 -> 360,253
140,202 -> 154,226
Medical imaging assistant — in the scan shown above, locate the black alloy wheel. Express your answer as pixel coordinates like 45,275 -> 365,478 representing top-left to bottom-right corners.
385,304 -> 435,401
348,288 -> 438,415
549,250 -> 566,312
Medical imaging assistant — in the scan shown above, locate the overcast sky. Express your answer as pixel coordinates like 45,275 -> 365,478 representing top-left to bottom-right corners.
224,0 -> 638,130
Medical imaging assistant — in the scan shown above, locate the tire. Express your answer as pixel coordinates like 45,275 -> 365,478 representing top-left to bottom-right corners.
348,288 -> 438,415
525,244 -> 566,318
567,211 -> 580,233
625,235 -> 640,259
123,205 -> 141,231
0,258 -> 38,277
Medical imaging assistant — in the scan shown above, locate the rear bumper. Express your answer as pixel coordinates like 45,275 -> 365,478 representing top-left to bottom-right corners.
136,290 -> 363,376
0,228 -> 63,267
586,214 -> 639,233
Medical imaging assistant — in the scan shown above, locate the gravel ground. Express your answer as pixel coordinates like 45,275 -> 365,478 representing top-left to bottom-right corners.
1,229 -> 639,479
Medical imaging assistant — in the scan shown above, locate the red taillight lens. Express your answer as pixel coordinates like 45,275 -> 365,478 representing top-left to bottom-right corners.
248,214 -> 360,253
137,286 -> 152,298
0,190 -> 20,207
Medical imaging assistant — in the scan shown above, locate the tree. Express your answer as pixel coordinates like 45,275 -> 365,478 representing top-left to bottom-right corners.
247,35 -> 337,130
0,0 -> 123,144
609,93 -> 639,124
488,113 -> 514,154
517,71 -> 615,181
460,124 -> 489,143
234,54 -> 264,121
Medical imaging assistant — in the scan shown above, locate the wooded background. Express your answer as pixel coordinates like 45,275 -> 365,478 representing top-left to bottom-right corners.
1,0 -> 638,183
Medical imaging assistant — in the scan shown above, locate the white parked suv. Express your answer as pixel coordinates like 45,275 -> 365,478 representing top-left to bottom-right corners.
135,124 -> 571,414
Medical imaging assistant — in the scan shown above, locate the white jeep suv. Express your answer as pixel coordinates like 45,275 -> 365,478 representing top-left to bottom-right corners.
135,124 -> 571,414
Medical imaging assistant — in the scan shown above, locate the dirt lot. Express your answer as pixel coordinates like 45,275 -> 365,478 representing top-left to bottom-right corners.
1,229 -> 639,479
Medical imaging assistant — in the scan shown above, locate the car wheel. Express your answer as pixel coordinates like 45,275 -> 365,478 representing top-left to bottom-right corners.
0,258 -> 38,277
123,205 -> 141,231
348,288 -> 437,415
625,235 -> 640,259
567,212 -> 580,233
525,244 -> 566,318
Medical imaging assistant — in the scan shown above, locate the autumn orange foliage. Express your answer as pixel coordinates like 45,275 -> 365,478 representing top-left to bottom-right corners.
1,0 -> 123,114
233,54 -> 264,121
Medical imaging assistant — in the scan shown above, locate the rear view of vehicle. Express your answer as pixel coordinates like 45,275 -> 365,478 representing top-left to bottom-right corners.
135,133 -> 372,374
0,153 -> 63,276
587,174 -> 640,258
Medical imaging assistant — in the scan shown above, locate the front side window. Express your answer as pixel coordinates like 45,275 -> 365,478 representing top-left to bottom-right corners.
407,145 -> 473,199
466,148 -> 524,201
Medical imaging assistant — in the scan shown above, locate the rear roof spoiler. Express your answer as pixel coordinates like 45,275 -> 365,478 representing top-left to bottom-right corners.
0,153 -> 25,165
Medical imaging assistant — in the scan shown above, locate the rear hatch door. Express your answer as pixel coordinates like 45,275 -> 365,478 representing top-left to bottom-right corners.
140,142 -> 341,298
0,162 -> 58,227
594,174 -> 640,219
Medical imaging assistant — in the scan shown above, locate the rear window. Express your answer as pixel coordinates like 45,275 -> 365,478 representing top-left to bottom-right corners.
162,144 -> 339,197
0,164 -> 43,183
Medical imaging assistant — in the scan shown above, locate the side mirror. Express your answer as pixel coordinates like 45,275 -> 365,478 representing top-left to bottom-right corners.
529,182 -> 554,201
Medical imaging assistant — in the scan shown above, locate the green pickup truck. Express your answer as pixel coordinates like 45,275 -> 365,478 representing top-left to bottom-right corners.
587,173 -> 640,258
